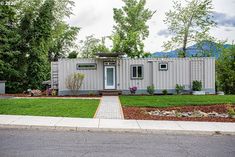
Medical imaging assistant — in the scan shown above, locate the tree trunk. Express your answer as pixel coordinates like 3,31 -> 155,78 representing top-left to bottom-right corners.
181,13 -> 194,58
182,34 -> 187,58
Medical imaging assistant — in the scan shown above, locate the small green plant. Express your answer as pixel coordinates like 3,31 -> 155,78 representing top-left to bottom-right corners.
192,80 -> 202,91
227,106 -> 235,118
88,91 -> 95,96
162,89 -> 168,95
51,89 -> 57,96
147,85 -> 155,95
175,84 -> 185,94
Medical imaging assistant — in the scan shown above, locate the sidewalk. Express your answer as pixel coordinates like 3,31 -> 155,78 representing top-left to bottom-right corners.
0,115 -> 235,135
95,96 -> 124,119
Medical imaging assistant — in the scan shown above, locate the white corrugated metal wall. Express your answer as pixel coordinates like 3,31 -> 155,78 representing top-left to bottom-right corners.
53,57 -> 215,93
58,58 -> 103,91
117,58 -> 215,91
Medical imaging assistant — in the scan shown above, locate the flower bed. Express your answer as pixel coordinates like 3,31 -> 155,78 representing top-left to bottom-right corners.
123,104 -> 235,122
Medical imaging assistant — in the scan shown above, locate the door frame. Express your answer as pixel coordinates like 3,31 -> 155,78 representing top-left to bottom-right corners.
103,65 -> 116,90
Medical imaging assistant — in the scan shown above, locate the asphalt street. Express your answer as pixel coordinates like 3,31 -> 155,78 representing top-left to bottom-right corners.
0,128 -> 234,157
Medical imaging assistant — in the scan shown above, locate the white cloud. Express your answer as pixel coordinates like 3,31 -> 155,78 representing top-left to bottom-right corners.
66,0 -> 235,53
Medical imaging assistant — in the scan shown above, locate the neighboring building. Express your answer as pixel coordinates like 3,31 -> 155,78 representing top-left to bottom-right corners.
0,81 -> 6,94
51,53 -> 215,95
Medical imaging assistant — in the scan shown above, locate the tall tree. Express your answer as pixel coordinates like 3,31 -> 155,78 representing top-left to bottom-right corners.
79,35 -> 110,58
27,0 -> 55,89
48,22 -> 79,61
0,0 -> 23,92
112,0 -> 155,58
216,45 -> 235,94
0,0 -> 79,92
163,0 -> 216,57
67,51 -> 78,59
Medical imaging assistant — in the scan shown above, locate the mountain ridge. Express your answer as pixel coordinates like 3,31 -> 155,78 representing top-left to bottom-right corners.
152,41 -> 231,58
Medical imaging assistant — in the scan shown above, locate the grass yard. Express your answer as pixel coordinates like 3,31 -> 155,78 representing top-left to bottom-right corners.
0,98 -> 100,118
120,95 -> 235,108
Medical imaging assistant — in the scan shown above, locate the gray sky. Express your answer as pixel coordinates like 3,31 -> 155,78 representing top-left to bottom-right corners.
66,0 -> 235,53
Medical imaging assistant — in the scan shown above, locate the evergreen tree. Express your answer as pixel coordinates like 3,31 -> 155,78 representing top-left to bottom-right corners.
0,0 -> 22,92
27,0 -> 55,89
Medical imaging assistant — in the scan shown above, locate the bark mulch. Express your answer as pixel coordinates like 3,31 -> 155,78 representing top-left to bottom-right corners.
122,104 -> 235,122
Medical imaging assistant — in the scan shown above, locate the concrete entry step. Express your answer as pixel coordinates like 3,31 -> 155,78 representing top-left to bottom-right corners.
98,90 -> 122,96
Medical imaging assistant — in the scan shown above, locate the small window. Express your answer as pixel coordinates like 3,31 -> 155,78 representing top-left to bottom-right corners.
159,63 -> 168,71
77,63 -> 97,70
131,65 -> 143,79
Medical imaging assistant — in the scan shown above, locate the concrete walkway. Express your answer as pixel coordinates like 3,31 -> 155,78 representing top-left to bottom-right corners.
95,96 -> 124,119
0,115 -> 235,135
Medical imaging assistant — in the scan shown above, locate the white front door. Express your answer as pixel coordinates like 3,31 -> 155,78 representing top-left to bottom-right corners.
104,66 -> 115,89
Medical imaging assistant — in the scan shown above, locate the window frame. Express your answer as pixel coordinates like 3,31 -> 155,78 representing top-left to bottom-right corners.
130,64 -> 144,80
159,63 -> 168,71
77,63 -> 97,70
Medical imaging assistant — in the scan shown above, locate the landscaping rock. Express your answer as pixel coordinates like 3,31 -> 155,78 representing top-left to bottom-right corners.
148,110 -> 229,119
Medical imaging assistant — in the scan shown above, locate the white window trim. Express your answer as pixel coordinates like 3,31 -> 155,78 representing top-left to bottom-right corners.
159,63 -> 168,71
130,65 -> 144,80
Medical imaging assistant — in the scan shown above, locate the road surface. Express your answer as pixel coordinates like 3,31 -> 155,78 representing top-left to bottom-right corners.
0,128 -> 234,157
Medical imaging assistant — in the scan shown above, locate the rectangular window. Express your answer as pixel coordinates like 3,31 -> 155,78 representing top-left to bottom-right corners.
131,65 -> 143,79
159,63 -> 168,71
77,63 -> 97,70
138,66 -> 142,77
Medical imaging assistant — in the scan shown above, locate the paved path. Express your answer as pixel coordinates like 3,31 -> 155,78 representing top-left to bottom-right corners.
0,129 -> 235,157
0,115 -> 235,135
95,96 -> 124,119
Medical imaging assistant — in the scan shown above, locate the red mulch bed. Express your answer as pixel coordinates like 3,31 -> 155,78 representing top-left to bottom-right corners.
123,104 -> 235,122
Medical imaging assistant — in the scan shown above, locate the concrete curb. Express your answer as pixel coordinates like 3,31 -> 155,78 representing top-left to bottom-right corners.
0,115 -> 234,135
1,124 -> 234,135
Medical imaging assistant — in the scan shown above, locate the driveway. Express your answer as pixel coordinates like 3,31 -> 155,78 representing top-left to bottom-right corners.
0,129 -> 234,157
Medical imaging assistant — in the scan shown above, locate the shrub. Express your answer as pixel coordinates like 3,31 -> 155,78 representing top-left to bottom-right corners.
175,84 -> 185,94
51,89 -> 57,96
227,106 -> 235,118
147,85 -> 155,95
129,86 -> 137,94
192,80 -> 202,91
66,73 -> 85,95
162,89 -> 168,95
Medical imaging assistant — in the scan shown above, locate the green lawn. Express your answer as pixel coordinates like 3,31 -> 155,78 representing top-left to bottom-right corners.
0,98 -> 100,118
120,95 -> 235,108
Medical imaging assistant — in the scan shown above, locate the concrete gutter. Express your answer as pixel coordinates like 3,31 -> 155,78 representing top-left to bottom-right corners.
0,115 -> 234,135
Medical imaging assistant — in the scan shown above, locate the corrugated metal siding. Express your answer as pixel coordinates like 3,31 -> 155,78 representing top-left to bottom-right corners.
190,59 -> 204,87
117,58 -> 152,90
152,58 -> 190,90
55,57 -> 215,92
204,58 -> 215,89
117,57 -> 215,90
58,58 -> 103,91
